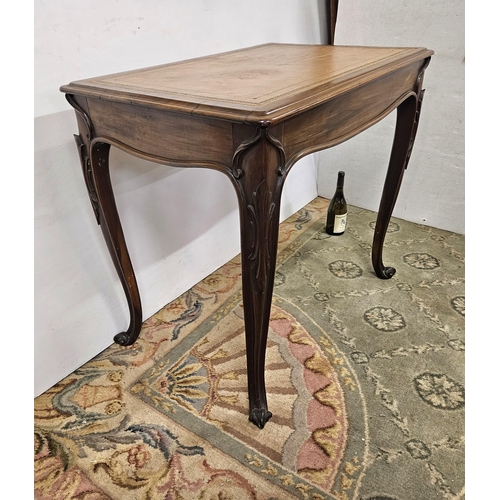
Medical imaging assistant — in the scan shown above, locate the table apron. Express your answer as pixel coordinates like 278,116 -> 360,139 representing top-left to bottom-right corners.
86,98 -> 235,171
282,61 -> 424,167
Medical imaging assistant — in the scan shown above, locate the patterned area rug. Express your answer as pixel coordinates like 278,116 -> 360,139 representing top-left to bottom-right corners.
34,197 -> 465,500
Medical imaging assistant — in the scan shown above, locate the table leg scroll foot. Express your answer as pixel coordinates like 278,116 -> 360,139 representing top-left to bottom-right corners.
114,329 -> 139,346
249,408 -> 273,429
375,266 -> 396,280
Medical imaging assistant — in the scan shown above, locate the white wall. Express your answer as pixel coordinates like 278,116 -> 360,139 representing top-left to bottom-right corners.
318,1 -> 465,234
34,0 -> 326,397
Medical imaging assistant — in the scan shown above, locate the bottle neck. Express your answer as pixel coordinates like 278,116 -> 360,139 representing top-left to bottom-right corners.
336,172 -> 345,191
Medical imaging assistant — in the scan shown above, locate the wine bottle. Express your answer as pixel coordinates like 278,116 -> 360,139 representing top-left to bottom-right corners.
325,171 -> 347,236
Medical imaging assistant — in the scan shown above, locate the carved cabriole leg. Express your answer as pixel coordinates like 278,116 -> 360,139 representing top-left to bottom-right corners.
89,141 -> 143,345
372,92 -> 421,279
230,122 -> 286,429
67,95 -> 143,346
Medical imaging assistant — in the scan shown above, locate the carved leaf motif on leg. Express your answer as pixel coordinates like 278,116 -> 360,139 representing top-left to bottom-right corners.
246,179 -> 276,293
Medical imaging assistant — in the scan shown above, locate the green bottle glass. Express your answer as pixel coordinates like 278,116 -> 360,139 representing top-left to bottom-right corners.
325,171 -> 347,235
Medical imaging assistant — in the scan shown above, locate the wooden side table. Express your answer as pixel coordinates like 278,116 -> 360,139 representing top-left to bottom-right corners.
61,43 -> 432,428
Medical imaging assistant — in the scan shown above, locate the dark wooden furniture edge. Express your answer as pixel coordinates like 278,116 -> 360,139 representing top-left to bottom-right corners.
60,45 -> 432,124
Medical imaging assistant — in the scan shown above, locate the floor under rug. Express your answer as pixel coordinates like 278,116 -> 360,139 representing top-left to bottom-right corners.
35,197 -> 465,500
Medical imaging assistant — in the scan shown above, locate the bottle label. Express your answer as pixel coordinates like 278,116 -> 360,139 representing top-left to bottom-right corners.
334,213 -> 347,234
